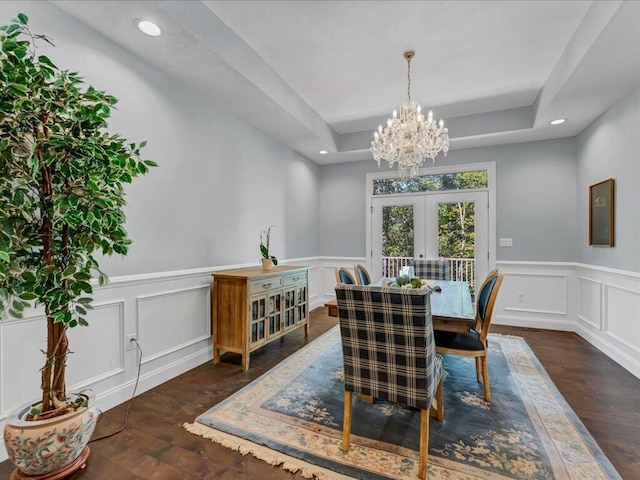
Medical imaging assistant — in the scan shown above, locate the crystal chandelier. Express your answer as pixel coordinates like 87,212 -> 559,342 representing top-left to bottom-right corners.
371,51 -> 450,178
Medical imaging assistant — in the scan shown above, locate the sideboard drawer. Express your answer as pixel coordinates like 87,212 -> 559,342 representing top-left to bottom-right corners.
249,276 -> 282,294
283,271 -> 307,286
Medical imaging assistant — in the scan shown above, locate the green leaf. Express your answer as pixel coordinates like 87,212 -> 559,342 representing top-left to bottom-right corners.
143,160 -> 158,167
75,305 -> 87,315
77,297 -> 93,304
18,292 -> 38,301
62,265 -> 75,278
12,300 -> 25,311
0,251 -> 9,262
17,13 -> 28,25
10,83 -> 28,93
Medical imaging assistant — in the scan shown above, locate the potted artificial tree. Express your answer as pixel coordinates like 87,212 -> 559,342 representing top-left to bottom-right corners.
0,14 -> 155,478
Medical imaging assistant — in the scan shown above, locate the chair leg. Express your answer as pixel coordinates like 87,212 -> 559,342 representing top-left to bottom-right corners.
433,376 -> 444,422
475,357 -> 482,382
342,391 -> 353,452
418,409 -> 430,479
481,356 -> 491,402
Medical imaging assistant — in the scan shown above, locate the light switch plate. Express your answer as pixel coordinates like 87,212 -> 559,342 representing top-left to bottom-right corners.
499,238 -> 513,247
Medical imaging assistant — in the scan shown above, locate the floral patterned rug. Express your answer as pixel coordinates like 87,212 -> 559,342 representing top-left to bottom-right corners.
185,326 -> 621,480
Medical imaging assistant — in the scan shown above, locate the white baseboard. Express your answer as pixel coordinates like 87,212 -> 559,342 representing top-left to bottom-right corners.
493,314 -> 575,332
576,323 -> 640,379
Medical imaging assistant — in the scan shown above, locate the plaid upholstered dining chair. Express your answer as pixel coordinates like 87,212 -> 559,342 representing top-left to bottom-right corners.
335,284 -> 444,479
411,259 -> 451,280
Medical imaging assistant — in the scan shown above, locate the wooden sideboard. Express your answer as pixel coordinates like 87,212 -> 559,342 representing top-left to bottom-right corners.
211,265 -> 309,370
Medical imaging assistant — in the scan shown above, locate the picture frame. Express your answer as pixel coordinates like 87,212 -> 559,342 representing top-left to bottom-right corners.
589,178 -> 614,247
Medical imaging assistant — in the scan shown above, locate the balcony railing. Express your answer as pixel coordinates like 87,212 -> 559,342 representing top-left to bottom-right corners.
381,256 -> 476,290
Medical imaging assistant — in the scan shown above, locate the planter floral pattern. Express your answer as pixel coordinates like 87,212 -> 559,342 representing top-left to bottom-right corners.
3,393 -> 98,476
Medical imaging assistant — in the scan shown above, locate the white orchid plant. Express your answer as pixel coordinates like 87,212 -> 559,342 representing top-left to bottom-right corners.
260,225 -> 278,265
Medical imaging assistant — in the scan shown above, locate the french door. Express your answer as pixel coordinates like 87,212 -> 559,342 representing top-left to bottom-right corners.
371,191 -> 488,289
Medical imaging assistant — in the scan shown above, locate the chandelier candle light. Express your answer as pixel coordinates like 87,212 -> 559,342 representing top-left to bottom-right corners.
371,51 -> 450,178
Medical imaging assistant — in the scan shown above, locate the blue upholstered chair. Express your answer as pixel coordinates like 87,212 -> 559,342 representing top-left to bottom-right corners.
335,284 -> 444,479
334,267 -> 356,285
352,263 -> 371,285
412,259 -> 451,280
434,269 -> 504,402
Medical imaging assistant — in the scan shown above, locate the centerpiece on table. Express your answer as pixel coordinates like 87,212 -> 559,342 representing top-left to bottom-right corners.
259,225 -> 278,270
390,275 -> 432,289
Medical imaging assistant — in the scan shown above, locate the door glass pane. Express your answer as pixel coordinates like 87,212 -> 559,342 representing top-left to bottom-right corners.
381,205 -> 414,277
438,201 -> 476,292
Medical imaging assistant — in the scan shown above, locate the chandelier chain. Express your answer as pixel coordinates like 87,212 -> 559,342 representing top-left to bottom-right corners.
407,55 -> 411,102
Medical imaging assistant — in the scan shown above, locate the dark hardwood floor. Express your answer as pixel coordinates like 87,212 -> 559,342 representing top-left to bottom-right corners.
2,309 -> 639,479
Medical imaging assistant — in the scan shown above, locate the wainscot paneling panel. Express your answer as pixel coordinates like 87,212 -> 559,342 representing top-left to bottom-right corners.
604,283 -> 640,356
577,276 -> 602,330
65,300 -> 125,389
493,262 -> 576,331
137,286 -> 210,365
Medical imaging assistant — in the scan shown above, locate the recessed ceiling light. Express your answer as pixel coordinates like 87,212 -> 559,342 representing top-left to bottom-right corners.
136,20 -> 161,37
319,150 -> 328,155
550,118 -> 567,126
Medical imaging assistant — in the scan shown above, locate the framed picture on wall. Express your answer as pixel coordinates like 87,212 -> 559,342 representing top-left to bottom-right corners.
589,178 -> 614,247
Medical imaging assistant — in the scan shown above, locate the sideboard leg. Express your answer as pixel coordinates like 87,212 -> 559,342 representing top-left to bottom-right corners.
242,354 -> 250,371
213,348 -> 220,365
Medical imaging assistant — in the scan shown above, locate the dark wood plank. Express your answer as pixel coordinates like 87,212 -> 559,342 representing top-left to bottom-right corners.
1,312 -> 638,479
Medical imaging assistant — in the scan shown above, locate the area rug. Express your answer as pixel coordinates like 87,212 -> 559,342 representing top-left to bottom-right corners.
184,326 -> 621,480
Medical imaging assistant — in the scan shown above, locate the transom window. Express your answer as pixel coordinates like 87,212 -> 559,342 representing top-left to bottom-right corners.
372,170 -> 488,195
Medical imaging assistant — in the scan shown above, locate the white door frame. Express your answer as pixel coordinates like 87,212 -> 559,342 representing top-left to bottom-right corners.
366,162 -> 496,278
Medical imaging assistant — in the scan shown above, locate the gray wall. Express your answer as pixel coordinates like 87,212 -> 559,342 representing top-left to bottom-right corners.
3,2 -> 320,277
576,82 -> 640,272
319,138 -> 578,262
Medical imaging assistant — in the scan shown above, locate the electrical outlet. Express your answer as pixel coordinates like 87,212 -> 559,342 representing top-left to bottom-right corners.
517,292 -> 525,303
126,334 -> 138,351
499,238 -> 513,247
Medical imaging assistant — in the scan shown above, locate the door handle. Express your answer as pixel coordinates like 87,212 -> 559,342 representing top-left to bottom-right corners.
419,254 -> 424,258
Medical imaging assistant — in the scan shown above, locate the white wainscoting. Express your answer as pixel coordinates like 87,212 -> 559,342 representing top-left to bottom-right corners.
574,263 -> 640,380
2,257 -> 638,462
495,261 -> 640,379
0,257 -> 324,462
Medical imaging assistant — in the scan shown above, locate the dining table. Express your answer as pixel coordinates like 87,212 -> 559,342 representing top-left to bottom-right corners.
429,280 -> 476,332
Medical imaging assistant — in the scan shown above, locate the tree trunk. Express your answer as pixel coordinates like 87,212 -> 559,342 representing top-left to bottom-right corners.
38,114 -> 68,412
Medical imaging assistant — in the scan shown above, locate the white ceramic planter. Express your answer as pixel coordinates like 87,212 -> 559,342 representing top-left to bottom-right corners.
3,392 -> 98,477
